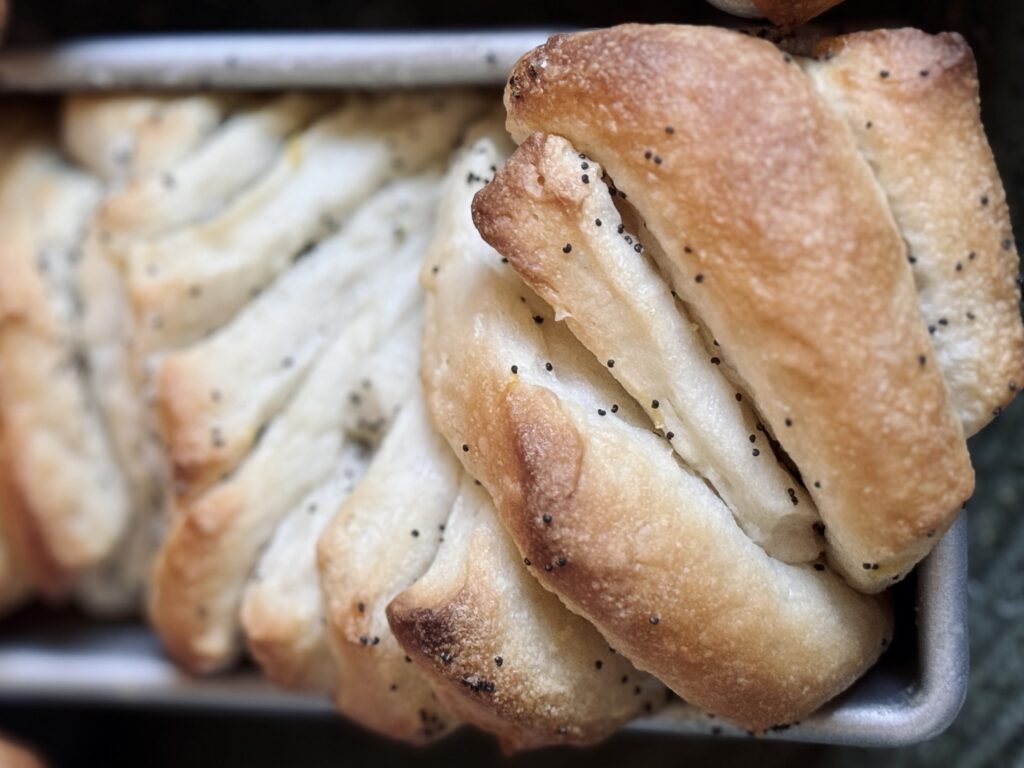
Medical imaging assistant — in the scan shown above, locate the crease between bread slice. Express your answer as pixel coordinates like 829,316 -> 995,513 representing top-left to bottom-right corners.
242,313 -> 425,692
0,136 -> 125,595
125,91 -> 485,351
156,174 -> 440,500
149,195 -> 436,671
241,443 -> 371,691
802,29 -> 1024,436
421,124 -> 892,731
61,93 -> 243,182
388,475 -> 668,752
70,93 -> 334,611
94,93 -> 335,240
473,132 -> 822,565
502,24 -> 975,592
406,125 -> 670,748
318,389 -> 462,743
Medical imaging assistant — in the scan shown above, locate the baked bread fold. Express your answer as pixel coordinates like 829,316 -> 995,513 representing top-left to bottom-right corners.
149,176 -> 439,671
422,120 -> 891,731
241,443 -> 370,691
69,94 -> 334,612
0,108 -> 54,613
154,175 -> 439,500
0,126 -> 118,596
500,24 -> 983,592
473,132 -> 821,565
389,476 -> 667,752
241,312 -> 424,690
318,391 -> 462,743
802,29 -> 1024,437
95,93 -> 333,239
62,93 -> 242,183
124,92 -> 484,352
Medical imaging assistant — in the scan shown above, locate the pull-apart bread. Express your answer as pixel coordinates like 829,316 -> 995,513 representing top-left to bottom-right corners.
147,91 -> 487,673
233,120 -> 667,747
0,21 -> 1017,751
0,95 -> 255,615
423,25 -> 1023,732
388,127 -> 667,750
0,106 -> 107,602
0,104 -> 170,609
72,94 -> 336,614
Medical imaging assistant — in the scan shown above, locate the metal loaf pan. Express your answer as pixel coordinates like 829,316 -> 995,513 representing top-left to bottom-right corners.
0,32 -> 970,748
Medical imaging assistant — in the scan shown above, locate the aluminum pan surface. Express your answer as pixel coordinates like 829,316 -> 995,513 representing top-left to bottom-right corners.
0,33 -> 553,89
0,519 -> 965,746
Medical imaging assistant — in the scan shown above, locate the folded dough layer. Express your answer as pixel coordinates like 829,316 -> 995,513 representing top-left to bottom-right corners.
803,29 -> 1024,437
501,24 -> 977,592
390,475 -> 668,752
150,177 -> 439,672
423,122 -> 891,731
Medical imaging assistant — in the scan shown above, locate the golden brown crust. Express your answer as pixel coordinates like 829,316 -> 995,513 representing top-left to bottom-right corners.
503,25 -> 974,591
503,382 -> 890,728
388,479 -> 665,751
473,131 -> 822,564
804,29 -> 1024,436
423,129 -> 891,731
424,347 -> 891,730
149,483 -> 249,671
